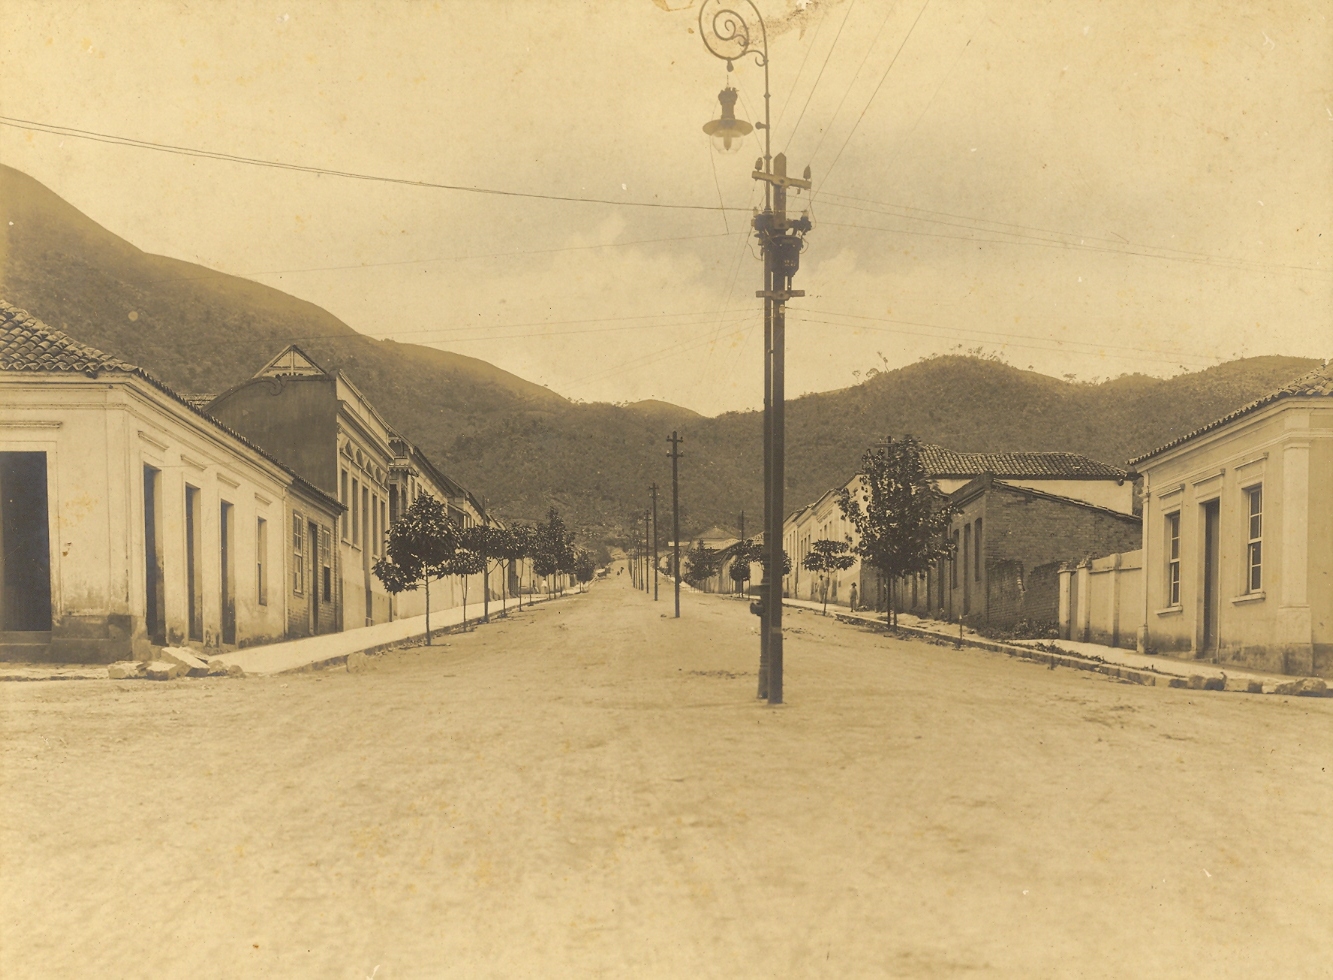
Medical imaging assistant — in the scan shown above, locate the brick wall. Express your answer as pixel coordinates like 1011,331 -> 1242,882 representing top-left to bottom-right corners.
945,479 -> 1142,628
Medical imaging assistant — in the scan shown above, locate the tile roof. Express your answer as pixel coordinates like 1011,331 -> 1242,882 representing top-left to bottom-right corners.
918,444 -> 1127,480
0,302 -> 141,376
0,301 -> 343,512
1130,361 -> 1333,465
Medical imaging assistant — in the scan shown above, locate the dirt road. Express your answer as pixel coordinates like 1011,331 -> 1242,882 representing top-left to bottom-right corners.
3,573 -> 1330,978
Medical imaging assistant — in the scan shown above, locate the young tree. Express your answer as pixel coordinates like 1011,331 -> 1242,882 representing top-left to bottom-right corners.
372,493 -> 457,644
728,540 -> 755,594
573,548 -> 596,589
505,523 -> 537,609
444,526 -> 486,629
801,539 -> 858,615
684,541 -> 721,590
462,523 -> 511,623
533,507 -> 573,596
836,435 -> 956,626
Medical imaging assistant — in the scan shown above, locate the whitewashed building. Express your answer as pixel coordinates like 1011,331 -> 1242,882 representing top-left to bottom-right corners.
0,303 -> 343,662
1129,363 -> 1333,676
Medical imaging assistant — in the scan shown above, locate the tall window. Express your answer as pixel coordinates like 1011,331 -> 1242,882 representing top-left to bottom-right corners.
372,493 -> 381,556
950,530 -> 959,588
292,512 -> 305,594
973,518 -> 983,581
340,469 -> 349,541
257,517 -> 268,606
351,479 -> 361,546
1165,511 -> 1180,606
321,527 -> 333,601
1246,485 -> 1262,593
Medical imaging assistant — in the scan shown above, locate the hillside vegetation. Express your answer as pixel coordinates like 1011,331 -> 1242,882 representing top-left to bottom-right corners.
1,164 -> 1319,543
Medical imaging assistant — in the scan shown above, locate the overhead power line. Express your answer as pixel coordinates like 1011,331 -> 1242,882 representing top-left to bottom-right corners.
132,230 -> 742,286
0,114 -> 748,214
819,0 -> 934,187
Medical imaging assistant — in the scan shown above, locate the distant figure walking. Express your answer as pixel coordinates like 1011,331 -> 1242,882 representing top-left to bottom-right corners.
849,583 -> 858,612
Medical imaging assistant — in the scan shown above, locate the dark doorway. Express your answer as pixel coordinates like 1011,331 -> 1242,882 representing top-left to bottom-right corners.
1201,499 -> 1220,656
143,466 -> 166,645
220,501 -> 236,645
308,519 -> 320,634
0,452 -> 52,631
185,485 -> 203,641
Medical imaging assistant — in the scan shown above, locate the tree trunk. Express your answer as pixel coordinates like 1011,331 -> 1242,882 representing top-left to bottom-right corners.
822,576 -> 829,616
424,575 -> 432,645
461,575 -> 468,630
482,552 -> 490,623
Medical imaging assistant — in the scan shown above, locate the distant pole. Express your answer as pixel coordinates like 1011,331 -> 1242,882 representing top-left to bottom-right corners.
738,509 -> 745,595
667,430 -> 684,618
644,507 -> 651,592
650,483 -> 660,601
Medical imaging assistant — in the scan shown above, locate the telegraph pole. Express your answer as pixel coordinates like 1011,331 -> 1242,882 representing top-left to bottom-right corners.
644,508 -> 651,593
650,483 -> 660,601
737,509 -> 745,595
667,431 -> 683,618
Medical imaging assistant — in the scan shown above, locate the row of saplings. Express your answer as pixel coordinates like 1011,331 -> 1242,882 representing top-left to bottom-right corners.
682,436 -> 958,623
373,497 -> 597,641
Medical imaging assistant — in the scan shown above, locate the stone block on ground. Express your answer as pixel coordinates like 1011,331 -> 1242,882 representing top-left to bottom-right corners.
145,661 -> 177,681
107,661 -> 147,680
1224,675 -> 1264,694
160,647 -> 210,676
346,651 -> 368,672
1273,677 -> 1329,697
205,659 -> 231,677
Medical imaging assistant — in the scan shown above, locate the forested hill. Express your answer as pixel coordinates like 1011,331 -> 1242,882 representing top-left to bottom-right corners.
1,163 -> 1320,543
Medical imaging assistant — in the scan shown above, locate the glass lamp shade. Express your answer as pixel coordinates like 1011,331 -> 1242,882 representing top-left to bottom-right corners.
703,86 -> 752,154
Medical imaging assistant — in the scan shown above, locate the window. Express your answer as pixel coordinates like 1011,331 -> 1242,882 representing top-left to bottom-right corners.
372,493 -> 380,556
950,530 -> 959,588
973,518 -> 983,581
292,512 -> 305,594
1165,511 -> 1180,606
380,499 -> 387,553
1246,486 -> 1262,593
321,527 -> 333,601
351,479 -> 360,546
340,469 -> 349,541
257,517 -> 268,605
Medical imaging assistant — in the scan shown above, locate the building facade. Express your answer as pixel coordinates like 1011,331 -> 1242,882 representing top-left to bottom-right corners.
207,346 -> 397,629
1131,364 -> 1333,677
0,304 -> 343,662
784,445 -> 1137,620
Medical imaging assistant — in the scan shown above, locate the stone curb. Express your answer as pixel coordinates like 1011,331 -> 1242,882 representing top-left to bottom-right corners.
276,591 -> 579,675
790,604 -> 1327,697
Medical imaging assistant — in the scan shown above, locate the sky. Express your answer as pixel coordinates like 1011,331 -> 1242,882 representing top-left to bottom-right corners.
1,0 -> 1329,416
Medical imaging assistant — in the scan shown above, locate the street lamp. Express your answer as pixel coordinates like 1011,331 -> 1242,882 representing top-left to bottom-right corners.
697,0 -> 812,706
702,86 -> 753,153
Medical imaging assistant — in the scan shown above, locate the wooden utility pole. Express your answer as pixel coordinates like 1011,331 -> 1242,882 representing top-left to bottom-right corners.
644,508 -> 651,592
667,431 -> 683,618
650,483 -> 660,601
737,509 -> 745,595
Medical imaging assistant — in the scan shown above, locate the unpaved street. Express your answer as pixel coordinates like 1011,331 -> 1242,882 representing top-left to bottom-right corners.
2,573 -> 1330,978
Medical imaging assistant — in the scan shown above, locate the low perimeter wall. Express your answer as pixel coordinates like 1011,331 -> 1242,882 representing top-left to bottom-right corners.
1059,550 -> 1143,650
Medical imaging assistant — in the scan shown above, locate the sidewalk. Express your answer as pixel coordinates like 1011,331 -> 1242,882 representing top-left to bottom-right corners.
0,589 -> 583,681
779,596 -> 1327,696
213,588 -> 581,676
